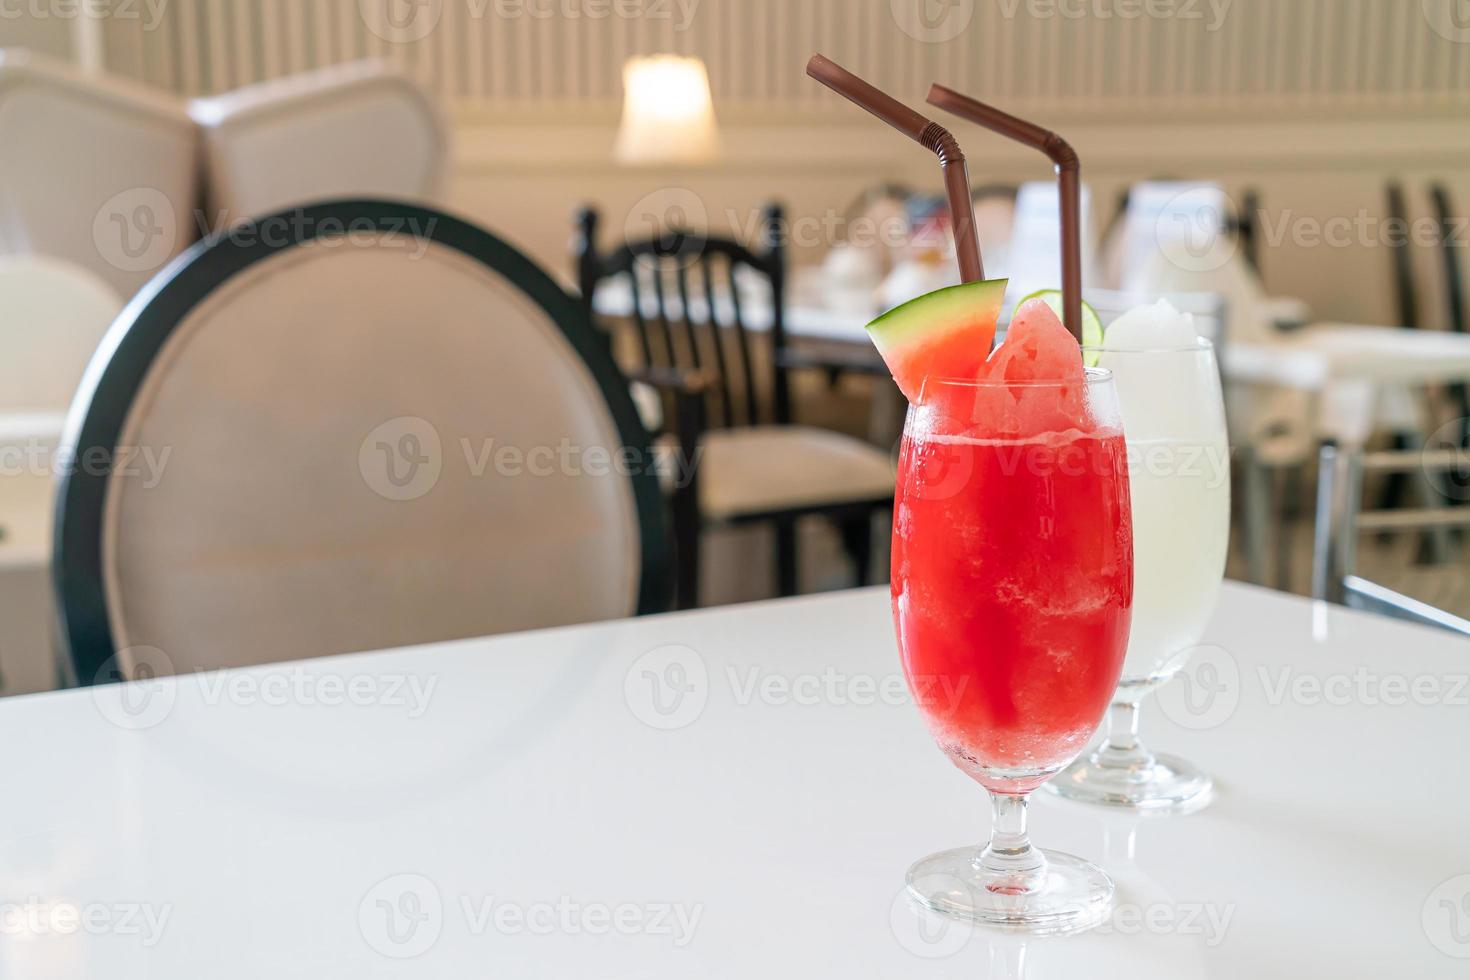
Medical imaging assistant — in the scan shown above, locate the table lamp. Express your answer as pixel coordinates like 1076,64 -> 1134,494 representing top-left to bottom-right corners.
614,55 -> 720,165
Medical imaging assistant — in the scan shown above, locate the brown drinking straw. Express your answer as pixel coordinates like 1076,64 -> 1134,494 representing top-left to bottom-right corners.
927,84 -> 1084,343
806,54 -> 984,285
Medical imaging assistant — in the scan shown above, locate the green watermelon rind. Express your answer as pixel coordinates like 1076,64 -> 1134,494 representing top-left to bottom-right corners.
865,278 -> 1009,350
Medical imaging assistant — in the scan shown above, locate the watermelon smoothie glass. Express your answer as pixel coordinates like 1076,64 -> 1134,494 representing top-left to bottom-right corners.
884,300 -> 1133,935
893,380 -> 1133,791
803,53 -> 1129,935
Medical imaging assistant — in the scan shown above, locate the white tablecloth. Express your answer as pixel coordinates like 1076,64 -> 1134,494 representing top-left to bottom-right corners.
1,582 -> 1467,976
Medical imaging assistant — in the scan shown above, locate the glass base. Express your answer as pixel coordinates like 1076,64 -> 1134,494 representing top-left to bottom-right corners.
906,846 -> 1114,936
1048,750 -> 1214,812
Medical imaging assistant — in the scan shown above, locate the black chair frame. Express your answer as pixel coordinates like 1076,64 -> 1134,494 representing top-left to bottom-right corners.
575,204 -> 891,607
55,199 -> 673,685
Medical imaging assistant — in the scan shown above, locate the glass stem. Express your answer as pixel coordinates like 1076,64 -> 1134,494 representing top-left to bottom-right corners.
1095,698 -> 1156,772
976,791 -> 1047,894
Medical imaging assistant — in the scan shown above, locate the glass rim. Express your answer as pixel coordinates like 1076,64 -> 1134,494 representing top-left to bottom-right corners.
1082,336 -> 1216,356
917,365 -> 1113,393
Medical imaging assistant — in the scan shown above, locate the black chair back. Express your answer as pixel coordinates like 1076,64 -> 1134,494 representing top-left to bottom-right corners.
576,204 -> 790,428
57,199 -> 672,685
1431,184 -> 1466,336
1386,181 -> 1421,329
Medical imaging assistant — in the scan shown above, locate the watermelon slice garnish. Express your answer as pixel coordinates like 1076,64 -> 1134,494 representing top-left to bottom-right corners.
1016,289 -> 1104,366
987,296 -> 1087,386
865,278 -> 1008,402
866,284 -> 1093,437
974,297 -> 1091,437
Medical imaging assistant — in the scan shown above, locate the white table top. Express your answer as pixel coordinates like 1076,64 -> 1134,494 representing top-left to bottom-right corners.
3,582 -> 1468,977
1226,324 -> 1470,390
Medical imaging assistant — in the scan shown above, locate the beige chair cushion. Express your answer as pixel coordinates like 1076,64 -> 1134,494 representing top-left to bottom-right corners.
0,50 -> 199,297
678,426 -> 894,522
0,255 -> 122,413
104,240 -> 641,675
190,60 -> 447,225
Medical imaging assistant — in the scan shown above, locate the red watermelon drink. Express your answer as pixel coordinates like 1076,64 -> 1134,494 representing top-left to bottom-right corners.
892,351 -> 1132,788
804,50 -> 1126,934
871,287 -> 1133,934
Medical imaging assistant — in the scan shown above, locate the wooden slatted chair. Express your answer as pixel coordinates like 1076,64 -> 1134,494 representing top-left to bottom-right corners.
575,204 -> 895,607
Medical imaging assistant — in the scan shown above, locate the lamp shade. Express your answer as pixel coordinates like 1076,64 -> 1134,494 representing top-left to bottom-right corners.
614,55 -> 719,166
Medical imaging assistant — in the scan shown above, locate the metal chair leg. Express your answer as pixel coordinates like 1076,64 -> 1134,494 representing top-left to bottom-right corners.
775,518 -> 798,597
670,485 -> 701,610
838,513 -> 873,587
1313,443 -> 1344,603
1274,463 -> 1300,590
1242,447 -> 1273,586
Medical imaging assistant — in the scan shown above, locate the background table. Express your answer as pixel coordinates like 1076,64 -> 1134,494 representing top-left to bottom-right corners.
2,582 -> 1468,977
1225,323 -> 1470,395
